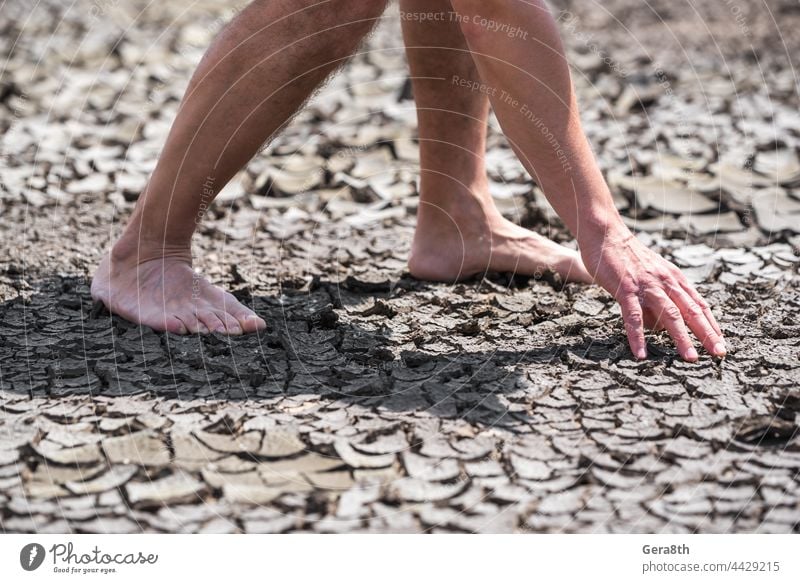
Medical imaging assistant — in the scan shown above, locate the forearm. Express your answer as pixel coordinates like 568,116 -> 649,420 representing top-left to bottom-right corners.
449,0 -> 627,246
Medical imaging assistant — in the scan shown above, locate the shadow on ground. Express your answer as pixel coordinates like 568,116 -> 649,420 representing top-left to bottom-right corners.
2,275 -> 800,534
0,276 -> 639,430
2,275 -> 799,441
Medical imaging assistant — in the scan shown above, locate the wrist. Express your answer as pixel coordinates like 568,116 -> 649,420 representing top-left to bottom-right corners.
574,208 -> 630,249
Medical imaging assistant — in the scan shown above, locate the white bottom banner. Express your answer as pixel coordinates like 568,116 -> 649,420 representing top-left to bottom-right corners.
0,534 -> 796,582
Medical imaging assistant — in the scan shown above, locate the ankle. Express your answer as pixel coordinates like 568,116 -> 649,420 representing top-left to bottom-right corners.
111,228 -> 192,266
416,194 -> 502,237
417,174 -> 503,224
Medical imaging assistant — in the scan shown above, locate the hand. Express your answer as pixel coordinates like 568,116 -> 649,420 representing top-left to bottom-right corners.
581,228 -> 726,361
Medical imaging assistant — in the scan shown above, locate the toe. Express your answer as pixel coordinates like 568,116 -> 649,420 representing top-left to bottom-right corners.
230,307 -> 267,333
162,316 -> 188,335
566,254 -> 594,284
211,311 -> 243,335
240,313 -> 267,333
547,246 -> 592,284
221,293 -> 265,333
175,313 -> 204,334
197,311 -> 224,335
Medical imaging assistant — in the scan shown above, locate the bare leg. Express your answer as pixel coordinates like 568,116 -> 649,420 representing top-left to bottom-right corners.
92,0 -> 387,334
400,0 -> 591,283
447,0 -> 726,361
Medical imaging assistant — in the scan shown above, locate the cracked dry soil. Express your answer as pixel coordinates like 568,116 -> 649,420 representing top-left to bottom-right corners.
1,0 -> 799,533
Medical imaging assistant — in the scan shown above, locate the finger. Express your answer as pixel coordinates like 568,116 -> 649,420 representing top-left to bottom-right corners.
679,279 -> 723,338
619,293 -> 647,359
667,284 -> 726,357
643,310 -> 664,332
648,289 -> 698,361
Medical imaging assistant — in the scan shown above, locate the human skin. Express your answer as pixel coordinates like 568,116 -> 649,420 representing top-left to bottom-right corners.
92,0 -> 725,361
400,0 -> 592,284
446,0 -> 725,361
91,0 -> 389,335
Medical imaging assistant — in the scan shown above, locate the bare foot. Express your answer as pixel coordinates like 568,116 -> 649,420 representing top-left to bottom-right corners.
408,198 -> 593,284
91,236 -> 266,335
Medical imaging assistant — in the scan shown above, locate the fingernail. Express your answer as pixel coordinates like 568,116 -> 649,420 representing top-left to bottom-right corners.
713,341 -> 727,356
686,347 -> 698,361
214,326 -> 226,334
198,324 -> 209,334
637,349 -> 647,360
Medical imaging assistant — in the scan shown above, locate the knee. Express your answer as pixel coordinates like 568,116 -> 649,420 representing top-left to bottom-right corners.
346,0 -> 388,22
450,0 -> 541,16
449,0 -> 502,42
246,0 -> 387,26
450,0 -> 545,43
448,0 -> 484,14
295,0 -> 387,23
